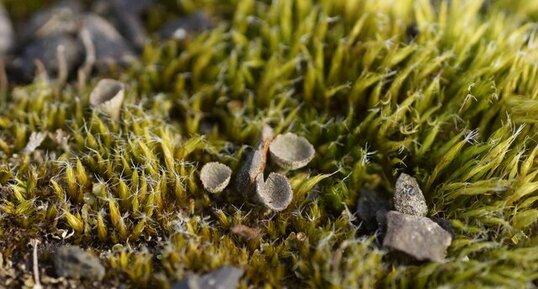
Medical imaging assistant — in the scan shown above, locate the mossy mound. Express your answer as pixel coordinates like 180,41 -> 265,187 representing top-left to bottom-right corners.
1,0 -> 538,288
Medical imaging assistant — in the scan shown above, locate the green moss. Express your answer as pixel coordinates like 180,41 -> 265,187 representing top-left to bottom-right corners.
1,0 -> 538,288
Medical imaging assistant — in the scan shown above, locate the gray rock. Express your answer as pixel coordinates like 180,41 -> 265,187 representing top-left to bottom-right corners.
0,4 -> 14,56
393,173 -> 428,216
172,266 -> 244,289
383,211 -> 452,262
104,0 -> 150,51
21,1 -> 82,40
112,11 -> 147,51
110,0 -> 155,15
11,33 -> 83,81
356,189 -> 390,232
430,216 -> 456,239
54,245 -> 105,281
90,0 -> 151,51
81,14 -> 135,69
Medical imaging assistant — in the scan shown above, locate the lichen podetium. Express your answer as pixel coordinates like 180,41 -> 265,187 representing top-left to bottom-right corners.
1,0 -> 538,288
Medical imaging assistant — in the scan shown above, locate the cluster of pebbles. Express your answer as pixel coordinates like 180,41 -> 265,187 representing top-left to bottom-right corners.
54,245 -> 244,289
200,126 -> 315,211
0,0 -> 213,83
357,173 -> 453,262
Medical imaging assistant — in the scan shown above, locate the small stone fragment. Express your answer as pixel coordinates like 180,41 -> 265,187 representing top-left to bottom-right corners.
383,211 -> 452,262
21,1 -> 82,40
110,0 -> 155,15
200,162 -> 232,193
111,0 -> 150,50
54,245 -> 105,281
10,33 -> 83,82
81,14 -> 135,69
393,173 -> 428,216
430,216 -> 456,239
172,266 -> 244,289
356,189 -> 390,232
113,12 -> 147,51
90,0 -> 151,50
269,133 -> 315,170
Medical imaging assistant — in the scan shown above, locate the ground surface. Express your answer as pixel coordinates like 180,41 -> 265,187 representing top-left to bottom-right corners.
1,0 -> 538,288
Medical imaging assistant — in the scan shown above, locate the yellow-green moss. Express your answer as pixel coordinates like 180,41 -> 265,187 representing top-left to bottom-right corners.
1,0 -> 538,288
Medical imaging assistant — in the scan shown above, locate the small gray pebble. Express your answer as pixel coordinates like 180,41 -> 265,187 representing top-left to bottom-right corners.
383,211 -> 452,262
97,0 -> 151,51
393,173 -> 428,216
81,14 -> 136,68
112,12 -> 147,51
110,0 -> 155,15
21,1 -> 82,40
172,266 -> 244,289
54,245 -> 105,281
430,216 -> 456,239
11,33 -> 83,82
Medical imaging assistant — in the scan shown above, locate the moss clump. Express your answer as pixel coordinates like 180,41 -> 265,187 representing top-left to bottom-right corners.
1,0 -> 538,288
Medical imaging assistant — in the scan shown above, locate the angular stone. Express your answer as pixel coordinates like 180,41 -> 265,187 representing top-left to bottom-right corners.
81,14 -> 135,69
10,33 -> 83,82
54,245 -> 105,281
110,0 -> 155,15
393,173 -> 428,216
172,266 -> 244,289
22,1 -> 82,40
356,189 -> 390,232
90,0 -> 152,50
112,12 -> 147,51
430,216 -> 456,239
383,211 -> 452,262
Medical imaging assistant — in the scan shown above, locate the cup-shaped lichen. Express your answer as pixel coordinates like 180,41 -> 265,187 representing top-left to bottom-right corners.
89,79 -> 125,120
254,172 -> 292,211
269,133 -> 315,170
200,162 -> 232,193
